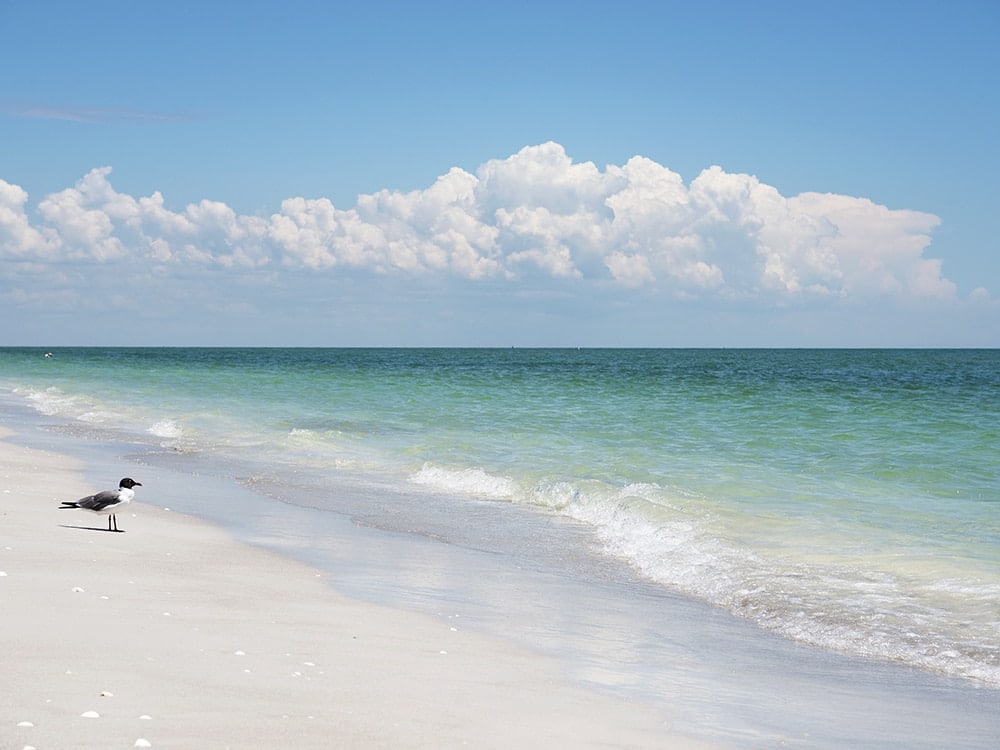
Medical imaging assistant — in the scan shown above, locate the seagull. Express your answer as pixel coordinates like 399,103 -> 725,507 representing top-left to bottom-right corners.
59,478 -> 142,532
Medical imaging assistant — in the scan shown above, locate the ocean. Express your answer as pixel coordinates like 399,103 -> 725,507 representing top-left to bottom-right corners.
1,347 -> 997,747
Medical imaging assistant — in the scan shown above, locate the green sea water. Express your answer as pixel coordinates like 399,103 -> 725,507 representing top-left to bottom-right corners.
1,347 -> 997,689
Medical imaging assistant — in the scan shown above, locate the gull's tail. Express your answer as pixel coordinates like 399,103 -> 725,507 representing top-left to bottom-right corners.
59,502 -> 80,509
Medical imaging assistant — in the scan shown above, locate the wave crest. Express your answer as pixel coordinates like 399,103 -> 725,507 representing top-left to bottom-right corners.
409,464 -> 517,500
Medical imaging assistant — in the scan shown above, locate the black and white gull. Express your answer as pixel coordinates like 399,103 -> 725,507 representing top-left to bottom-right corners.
59,478 -> 142,532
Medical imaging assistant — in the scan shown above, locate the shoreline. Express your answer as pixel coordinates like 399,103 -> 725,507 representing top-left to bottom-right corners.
0,429 -> 706,749
3,405 -> 999,750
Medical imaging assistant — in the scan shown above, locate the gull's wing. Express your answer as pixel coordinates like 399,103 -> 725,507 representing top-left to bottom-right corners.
75,489 -> 121,512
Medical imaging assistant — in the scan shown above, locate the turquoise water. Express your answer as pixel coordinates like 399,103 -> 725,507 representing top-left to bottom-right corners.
1,347 -> 998,692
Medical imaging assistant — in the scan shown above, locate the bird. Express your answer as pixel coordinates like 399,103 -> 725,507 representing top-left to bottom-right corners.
59,478 -> 142,532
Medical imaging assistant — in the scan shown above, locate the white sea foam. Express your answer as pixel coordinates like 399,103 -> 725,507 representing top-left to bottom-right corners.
79,411 -> 114,424
148,419 -> 183,439
509,477 -> 1000,687
527,480 -> 580,510
409,464 -> 517,500
19,387 -> 121,426
404,467 -> 1000,685
21,386 -> 78,416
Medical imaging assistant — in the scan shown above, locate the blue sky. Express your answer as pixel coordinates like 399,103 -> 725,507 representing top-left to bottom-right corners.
1,0 -> 998,346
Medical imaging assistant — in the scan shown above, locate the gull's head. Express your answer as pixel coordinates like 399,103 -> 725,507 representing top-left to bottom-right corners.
119,478 -> 142,489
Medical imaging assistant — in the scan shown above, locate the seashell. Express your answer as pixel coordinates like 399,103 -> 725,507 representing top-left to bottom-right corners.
80,710 -> 100,719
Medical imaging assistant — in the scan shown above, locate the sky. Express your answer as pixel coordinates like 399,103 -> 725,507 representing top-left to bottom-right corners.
1,0 -> 998,347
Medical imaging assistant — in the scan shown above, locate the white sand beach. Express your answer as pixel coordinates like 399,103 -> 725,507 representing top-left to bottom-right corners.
0,429 -> 711,749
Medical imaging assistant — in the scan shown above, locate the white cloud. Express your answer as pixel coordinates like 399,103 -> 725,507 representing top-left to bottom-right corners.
969,287 -> 992,304
604,251 -> 654,287
789,192 -> 950,300
35,167 -> 124,261
0,143 -> 966,308
0,179 -> 56,258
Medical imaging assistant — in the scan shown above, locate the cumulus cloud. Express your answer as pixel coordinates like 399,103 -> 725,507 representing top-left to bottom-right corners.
0,179 -> 57,258
0,142 -> 964,305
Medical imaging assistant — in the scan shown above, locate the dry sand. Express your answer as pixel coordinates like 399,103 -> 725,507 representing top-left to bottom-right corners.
0,429 -> 712,749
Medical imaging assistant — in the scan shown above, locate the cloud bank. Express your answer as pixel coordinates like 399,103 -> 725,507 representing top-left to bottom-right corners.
0,142 -> 971,306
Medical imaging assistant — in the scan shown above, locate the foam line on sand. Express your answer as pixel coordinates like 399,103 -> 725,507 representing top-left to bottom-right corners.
0,430 -> 711,749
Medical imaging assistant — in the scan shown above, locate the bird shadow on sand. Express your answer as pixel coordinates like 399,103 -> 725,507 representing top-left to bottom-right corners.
58,524 -> 125,533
